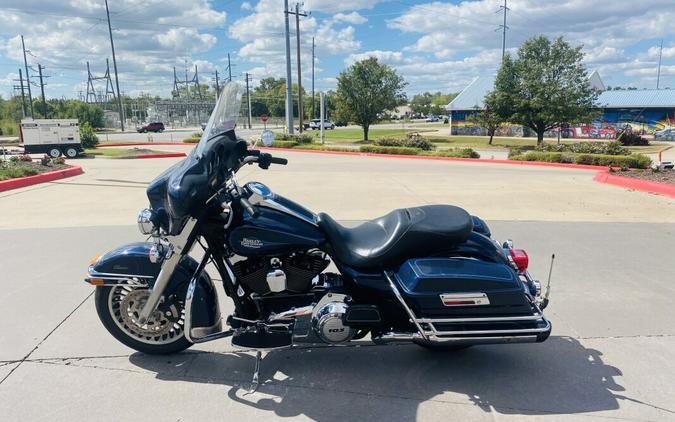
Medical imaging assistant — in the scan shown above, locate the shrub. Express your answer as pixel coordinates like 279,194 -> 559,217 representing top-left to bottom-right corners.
275,132 -> 314,144
431,148 -> 481,159
535,141 -> 630,155
268,140 -> 298,148
80,122 -> 99,149
510,151 -> 651,168
617,131 -> 649,146
359,145 -> 419,155
0,167 -> 38,181
374,133 -> 435,151
10,155 -> 32,163
183,137 -> 199,144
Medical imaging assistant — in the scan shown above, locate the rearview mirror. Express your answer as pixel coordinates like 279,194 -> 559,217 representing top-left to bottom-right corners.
261,130 -> 275,147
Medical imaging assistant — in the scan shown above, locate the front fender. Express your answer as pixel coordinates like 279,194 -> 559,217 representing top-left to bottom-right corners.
87,242 -> 220,333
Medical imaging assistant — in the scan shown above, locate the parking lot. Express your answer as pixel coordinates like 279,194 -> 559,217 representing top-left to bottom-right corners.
1,147 -> 674,421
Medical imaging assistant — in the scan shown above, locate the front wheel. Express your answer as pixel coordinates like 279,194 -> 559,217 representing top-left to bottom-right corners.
95,285 -> 192,354
48,147 -> 62,158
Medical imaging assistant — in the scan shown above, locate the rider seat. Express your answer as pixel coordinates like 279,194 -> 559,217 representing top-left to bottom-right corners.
317,205 -> 473,270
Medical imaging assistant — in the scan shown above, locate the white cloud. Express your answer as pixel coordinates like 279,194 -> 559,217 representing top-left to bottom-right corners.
0,0 -> 225,97
386,0 -> 675,89
304,0 -> 382,13
241,2 -> 253,11
331,12 -> 367,25
230,0 -> 362,77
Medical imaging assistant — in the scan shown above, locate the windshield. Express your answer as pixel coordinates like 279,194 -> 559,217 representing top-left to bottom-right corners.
195,82 -> 243,158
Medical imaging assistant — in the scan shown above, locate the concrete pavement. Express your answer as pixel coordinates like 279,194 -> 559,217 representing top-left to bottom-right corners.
1,149 -> 674,421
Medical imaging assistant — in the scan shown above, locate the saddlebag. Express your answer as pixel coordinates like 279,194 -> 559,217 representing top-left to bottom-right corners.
393,257 -> 550,343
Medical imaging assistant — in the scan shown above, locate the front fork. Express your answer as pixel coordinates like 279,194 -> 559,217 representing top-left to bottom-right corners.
137,218 -> 198,324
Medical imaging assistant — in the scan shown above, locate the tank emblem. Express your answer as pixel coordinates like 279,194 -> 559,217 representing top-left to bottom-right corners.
241,237 -> 263,249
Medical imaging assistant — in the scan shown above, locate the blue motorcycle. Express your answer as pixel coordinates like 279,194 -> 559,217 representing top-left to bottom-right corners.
86,82 -> 552,390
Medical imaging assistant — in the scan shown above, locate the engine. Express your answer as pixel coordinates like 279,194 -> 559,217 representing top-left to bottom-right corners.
232,250 -> 329,295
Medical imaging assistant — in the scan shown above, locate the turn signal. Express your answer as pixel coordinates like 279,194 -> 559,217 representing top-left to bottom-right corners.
88,253 -> 102,266
510,248 -> 529,274
87,278 -> 105,286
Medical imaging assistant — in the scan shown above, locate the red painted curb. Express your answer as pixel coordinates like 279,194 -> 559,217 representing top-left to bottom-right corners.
593,169 -> 675,198
135,153 -> 186,159
98,142 -> 191,147
0,166 -> 84,193
259,146 -> 605,171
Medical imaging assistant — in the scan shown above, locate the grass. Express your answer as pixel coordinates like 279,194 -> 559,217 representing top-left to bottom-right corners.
84,147 -> 172,158
0,166 -> 38,181
308,127 -> 436,144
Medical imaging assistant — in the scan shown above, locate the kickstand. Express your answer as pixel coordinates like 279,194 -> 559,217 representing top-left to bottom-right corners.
245,351 -> 262,395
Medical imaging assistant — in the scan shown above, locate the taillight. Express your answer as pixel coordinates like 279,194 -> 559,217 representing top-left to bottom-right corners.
510,248 -> 529,274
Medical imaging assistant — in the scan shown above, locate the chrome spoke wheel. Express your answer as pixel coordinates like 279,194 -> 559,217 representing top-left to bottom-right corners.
108,286 -> 186,345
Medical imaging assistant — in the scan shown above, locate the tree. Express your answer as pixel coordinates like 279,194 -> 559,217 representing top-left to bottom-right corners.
410,92 -> 457,116
468,100 -> 502,145
488,36 -> 599,144
336,58 -> 407,140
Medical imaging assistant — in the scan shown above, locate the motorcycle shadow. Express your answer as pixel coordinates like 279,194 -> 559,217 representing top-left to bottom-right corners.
129,335 -> 623,419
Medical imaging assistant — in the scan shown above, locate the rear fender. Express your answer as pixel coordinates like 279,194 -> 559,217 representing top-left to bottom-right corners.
87,242 -> 220,333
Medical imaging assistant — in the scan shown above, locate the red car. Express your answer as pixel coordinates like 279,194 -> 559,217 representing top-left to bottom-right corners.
137,122 -> 165,133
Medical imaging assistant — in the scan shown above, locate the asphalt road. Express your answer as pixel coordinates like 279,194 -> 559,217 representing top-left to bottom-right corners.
0,150 -> 674,421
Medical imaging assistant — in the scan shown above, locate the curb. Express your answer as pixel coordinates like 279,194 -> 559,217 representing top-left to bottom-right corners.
0,166 -> 84,193
259,146 -> 605,171
135,153 -> 186,159
593,169 -> 675,198
98,142 -> 191,147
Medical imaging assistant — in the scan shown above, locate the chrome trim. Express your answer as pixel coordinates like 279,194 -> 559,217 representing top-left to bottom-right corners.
268,306 -> 314,322
138,217 -> 198,324
266,269 -> 286,293
84,276 -> 148,287
137,208 -> 155,235
372,332 -> 541,346
424,321 -> 551,337
385,272 -> 428,341
87,269 -> 154,279
416,314 -> 544,324
440,292 -> 490,306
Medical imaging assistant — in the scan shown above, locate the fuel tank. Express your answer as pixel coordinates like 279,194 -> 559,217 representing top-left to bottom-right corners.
228,182 -> 325,256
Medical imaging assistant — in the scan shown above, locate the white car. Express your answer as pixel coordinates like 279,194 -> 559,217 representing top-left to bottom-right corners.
309,119 -> 335,130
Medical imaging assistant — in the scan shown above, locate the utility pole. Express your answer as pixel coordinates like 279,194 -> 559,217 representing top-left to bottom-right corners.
245,72 -> 252,129
20,35 -> 34,118
215,70 -> 220,96
311,36 -> 315,120
657,39 -> 663,89
37,64 -> 47,118
227,53 -> 233,81
289,3 -> 308,132
283,0 -> 294,134
104,0 -> 125,131
14,69 -> 27,118
497,0 -> 509,60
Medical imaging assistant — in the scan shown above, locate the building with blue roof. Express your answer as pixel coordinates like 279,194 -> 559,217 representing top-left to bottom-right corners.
446,71 -> 675,138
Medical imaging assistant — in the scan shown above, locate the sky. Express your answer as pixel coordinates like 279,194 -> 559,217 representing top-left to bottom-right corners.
1,0 -> 675,100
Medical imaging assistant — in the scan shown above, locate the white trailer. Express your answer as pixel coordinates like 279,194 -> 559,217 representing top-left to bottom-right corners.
20,119 -> 82,158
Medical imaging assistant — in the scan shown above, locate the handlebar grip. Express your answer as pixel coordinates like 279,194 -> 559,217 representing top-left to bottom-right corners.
270,156 -> 288,165
240,196 -> 258,218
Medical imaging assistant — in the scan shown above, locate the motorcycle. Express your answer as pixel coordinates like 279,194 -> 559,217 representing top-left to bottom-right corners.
85,82 -> 553,391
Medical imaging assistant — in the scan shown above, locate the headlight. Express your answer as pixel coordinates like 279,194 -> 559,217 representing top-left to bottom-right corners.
137,208 -> 156,235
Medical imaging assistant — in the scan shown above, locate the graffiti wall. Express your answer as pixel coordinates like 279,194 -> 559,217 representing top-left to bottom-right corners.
450,108 -> 675,138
